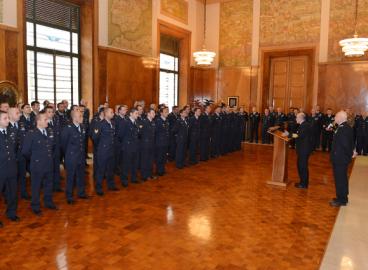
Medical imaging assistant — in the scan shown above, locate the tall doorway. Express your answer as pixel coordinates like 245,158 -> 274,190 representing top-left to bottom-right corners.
269,56 -> 308,111
261,48 -> 315,112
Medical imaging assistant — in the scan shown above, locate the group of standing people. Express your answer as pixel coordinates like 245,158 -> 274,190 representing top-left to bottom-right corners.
0,99 -> 248,227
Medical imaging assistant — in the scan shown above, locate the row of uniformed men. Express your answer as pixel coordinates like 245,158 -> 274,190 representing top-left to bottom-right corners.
89,104 -> 247,195
0,101 -> 246,227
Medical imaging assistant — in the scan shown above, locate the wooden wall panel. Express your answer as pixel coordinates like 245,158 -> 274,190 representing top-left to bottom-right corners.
188,67 -> 217,103
318,62 -> 368,114
95,47 -> 157,109
218,67 -> 252,109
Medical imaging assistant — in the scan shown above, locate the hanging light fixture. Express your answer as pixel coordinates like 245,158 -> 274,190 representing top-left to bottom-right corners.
193,0 -> 216,66
339,0 -> 368,57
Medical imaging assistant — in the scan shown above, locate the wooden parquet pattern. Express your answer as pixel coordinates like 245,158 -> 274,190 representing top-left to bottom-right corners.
0,144 -> 339,270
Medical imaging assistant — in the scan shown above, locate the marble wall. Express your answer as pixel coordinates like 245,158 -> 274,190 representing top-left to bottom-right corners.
0,0 -> 3,23
160,0 -> 188,24
219,0 -> 253,67
328,0 -> 368,61
260,0 -> 321,46
108,0 -> 152,56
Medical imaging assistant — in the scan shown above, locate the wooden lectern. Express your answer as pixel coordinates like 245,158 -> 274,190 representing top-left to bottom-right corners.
267,129 -> 291,187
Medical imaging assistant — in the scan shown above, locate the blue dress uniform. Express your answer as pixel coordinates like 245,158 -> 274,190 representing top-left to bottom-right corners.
92,120 -> 117,194
234,113 -> 243,151
211,113 -> 222,157
155,116 -> 169,175
168,112 -> 179,161
61,124 -> 87,201
114,115 -> 126,175
275,112 -> 287,130
173,117 -> 189,169
220,113 -> 230,155
199,113 -> 211,161
249,112 -> 260,143
0,128 -> 18,219
355,115 -> 368,155
322,114 -> 335,151
118,119 -> 140,186
90,116 -> 102,181
308,114 -> 322,150
19,114 -> 34,130
22,129 -> 56,212
188,116 -> 200,164
261,114 -> 272,144
287,112 -> 297,148
315,111 -> 323,148
47,118 -> 62,191
139,118 -> 156,180
239,112 -> 248,142
8,122 -> 29,199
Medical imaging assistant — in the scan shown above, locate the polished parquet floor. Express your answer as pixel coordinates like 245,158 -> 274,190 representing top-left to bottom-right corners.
0,144 -> 340,270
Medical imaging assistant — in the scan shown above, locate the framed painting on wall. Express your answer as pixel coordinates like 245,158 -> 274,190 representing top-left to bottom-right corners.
228,96 -> 239,108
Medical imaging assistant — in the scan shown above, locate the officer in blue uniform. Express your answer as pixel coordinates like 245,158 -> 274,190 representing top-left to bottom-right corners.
249,106 -> 260,143
44,106 -> 63,192
261,108 -> 272,144
168,106 -> 179,161
355,111 -> 368,155
0,110 -> 20,227
20,103 -> 34,130
155,107 -> 170,176
118,108 -> 140,186
211,106 -> 222,158
238,107 -> 248,142
315,105 -> 324,149
199,105 -> 211,161
322,108 -> 335,152
139,108 -> 157,181
22,112 -> 58,215
90,108 -> 104,182
92,108 -> 118,196
188,108 -> 201,165
275,107 -> 287,131
8,107 -> 30,200
114,105 -> 128,175
173,109 -> 189,169
61,110 -> 89,204
30,101 -> 40,126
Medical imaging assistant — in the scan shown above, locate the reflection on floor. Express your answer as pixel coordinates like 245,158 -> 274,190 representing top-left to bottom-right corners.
0,144 -> 339,270
320,156 -> 368,270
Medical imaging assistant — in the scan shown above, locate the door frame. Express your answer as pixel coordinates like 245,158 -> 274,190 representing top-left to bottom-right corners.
259,47 -> 316,113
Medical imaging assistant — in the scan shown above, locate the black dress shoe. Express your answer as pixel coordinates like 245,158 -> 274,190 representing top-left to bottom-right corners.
141,178 -> 148,182
329,200 -> 347,207
157,173 -> 165,176
46,205 -> 59,210
108,187 -> 119,191
32,209 -> 42,216
150,176 -> 158,180
78,194 -> 89,199
67,199 -> 75,205
53,188 -> 64,193
294,183 -> 308,189
96,191 -> 104,196
0,221 -> 3,228
121,183 -> 128,188
8,216 -> 20,222
131,181 -> 140,184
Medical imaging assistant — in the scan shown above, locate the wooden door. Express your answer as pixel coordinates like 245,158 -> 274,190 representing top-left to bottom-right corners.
269,56 -> 308,112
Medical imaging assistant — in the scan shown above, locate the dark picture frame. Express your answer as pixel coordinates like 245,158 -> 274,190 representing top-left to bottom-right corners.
228,96 -> 239,108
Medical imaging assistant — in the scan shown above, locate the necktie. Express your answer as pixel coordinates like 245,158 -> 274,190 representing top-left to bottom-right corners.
2,130 -> 6,136
42,130 -> 47,137
78,126 -> 81,133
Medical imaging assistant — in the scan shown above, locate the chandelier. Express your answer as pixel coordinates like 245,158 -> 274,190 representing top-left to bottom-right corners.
193,0 -> 216,66
339,0 -> 368,57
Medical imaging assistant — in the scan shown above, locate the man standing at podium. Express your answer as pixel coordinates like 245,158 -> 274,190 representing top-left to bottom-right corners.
291,113 -> 313,189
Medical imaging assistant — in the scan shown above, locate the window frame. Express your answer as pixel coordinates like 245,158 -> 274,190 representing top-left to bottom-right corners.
26,1 -> 81,105
159,52 -> 180,108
